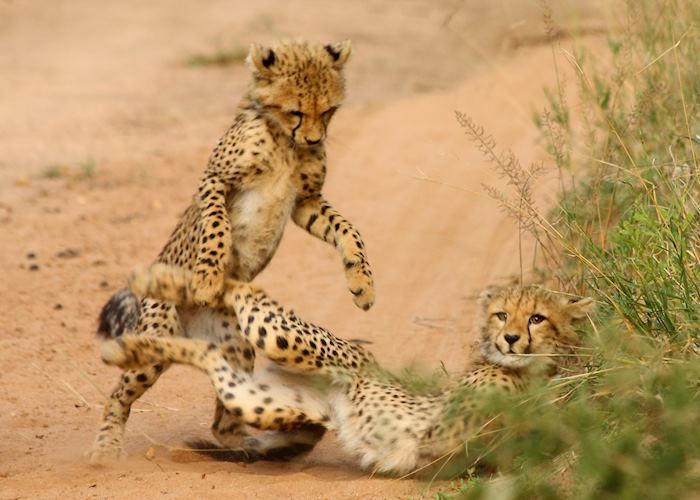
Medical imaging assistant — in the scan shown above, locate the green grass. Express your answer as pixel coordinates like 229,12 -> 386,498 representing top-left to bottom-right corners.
42,159 -> 97,180
43,165 -> 63,179
185,45 -> 247,68
441,0 -> 700,497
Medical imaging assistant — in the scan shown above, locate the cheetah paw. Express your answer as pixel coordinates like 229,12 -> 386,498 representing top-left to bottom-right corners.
346,266 -> 375,311
127,265 -> 152,298
88,443 -> 127,466
191,271 -> 225,306
351,286 -> 375,311
100,339 -> 130,368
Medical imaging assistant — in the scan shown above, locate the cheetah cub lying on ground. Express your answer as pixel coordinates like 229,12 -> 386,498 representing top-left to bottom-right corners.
100,264 -> 593,475
91,40 -> 375,463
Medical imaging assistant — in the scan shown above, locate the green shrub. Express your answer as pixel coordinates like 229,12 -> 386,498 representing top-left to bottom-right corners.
445,1 -> 700,497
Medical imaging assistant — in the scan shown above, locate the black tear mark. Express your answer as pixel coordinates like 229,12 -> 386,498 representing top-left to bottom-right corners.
291,113 -> 303,142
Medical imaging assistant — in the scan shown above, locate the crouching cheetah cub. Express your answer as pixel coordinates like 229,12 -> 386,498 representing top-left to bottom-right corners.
100,264 -> 593,475
91,40 -> 375,463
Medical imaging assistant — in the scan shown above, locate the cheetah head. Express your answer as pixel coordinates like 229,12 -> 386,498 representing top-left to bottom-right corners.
246,39 -> 351,147
477,285 -> 594,371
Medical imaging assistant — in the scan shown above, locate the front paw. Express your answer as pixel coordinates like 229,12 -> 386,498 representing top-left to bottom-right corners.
345,265 -> 375,311
88,441 -> 127,466
100,339 -> 133,369
191,270 -> 224,306
101,337 -> 166,369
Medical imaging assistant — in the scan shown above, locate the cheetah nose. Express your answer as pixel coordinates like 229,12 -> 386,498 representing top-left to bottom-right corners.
504,334 -> 520,345
305,137 -> 321,145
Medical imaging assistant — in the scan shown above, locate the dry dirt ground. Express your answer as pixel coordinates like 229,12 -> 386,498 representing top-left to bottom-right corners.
0,1 -> 615,498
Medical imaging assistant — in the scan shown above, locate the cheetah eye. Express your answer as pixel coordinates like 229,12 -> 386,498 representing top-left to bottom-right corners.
288,110 -> 304,118
529,314 -> 546,325
494,312 -> 507,322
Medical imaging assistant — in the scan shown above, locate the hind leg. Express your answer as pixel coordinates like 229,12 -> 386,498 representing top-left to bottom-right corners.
207,313 -> 327,458
211,398 -> 250,447
102,335 -> 330,461
221,282 -> 375,375
191,422 -> 327,463
209,311 -> 257,448
101,335 -> 330,430
89,298 -> 181,464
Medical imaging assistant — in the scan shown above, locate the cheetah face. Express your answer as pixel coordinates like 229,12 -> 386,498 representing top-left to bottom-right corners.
247,40 -> 351,147
477,286 -> 594,370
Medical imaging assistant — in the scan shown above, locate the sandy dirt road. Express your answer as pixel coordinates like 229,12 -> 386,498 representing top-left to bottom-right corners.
0,1 -> 614,498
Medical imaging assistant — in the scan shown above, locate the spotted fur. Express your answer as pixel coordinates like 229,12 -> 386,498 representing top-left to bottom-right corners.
90,40 -> 375,464
101,264 -> 593,475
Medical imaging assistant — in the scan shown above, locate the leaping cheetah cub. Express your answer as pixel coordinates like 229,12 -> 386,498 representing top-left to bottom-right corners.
100,264 -> 593,475
91,40 -> 375,463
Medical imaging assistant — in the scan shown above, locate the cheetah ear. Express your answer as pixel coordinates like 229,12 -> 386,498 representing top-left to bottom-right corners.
324,40 -> 352,69
477,287 -> 499,308
565,296 -> 595,320
247,44 -> 277,75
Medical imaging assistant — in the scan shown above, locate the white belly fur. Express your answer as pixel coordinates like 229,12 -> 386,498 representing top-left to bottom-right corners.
180,308 -> 229,342
228,171 -> 296,280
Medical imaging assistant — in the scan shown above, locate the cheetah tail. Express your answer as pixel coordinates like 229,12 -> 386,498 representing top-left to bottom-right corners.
97,288 -> 141,338
184,425 -> 326,463
127,263 -> 198,307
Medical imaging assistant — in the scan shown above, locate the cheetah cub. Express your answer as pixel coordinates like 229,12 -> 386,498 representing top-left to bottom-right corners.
91,40 -> 375,463
101,264 -> 593,475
